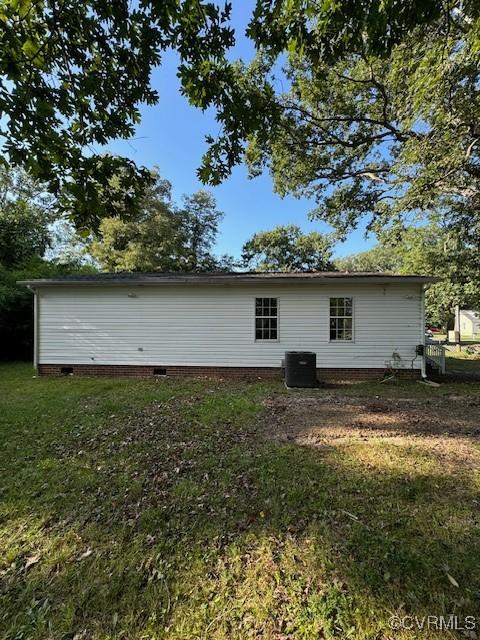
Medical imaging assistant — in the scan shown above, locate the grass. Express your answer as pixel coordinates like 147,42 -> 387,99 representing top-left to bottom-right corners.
446,349 -> 480,375
1,363 -> 480,639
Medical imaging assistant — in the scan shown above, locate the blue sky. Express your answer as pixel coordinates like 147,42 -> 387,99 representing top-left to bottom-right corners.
108,2 -> 376,261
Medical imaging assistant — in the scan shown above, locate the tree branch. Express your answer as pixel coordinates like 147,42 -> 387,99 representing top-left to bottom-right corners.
282,99 -> 416,143
465,138 -> 478,159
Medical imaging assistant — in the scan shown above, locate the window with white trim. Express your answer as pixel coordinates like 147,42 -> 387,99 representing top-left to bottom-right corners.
255,298 -> 278,340
329,297 -> 353,341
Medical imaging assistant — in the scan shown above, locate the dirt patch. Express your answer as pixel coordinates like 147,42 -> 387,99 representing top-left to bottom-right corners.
261,393 -> 480,470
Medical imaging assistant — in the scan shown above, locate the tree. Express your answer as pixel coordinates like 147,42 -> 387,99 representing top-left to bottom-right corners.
45,219 -> 93,266
201,5 -> 479,198
242,225 -> 334,272
335,245 -> 400,273
238,23 -> 480,243
0,0 -> 237,227
337,224 -> 480,327
90,174 -> 231,272
200,6 -> 480,286
395,226 -> 480,328
243,1 -> 452,63
178,191 -> 224,271
90,173 -> 183,272
0,166 -> 55,266
2,1 -> 477,227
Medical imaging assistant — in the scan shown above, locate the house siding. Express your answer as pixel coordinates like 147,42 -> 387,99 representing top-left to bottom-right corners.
37,283 -> 423,372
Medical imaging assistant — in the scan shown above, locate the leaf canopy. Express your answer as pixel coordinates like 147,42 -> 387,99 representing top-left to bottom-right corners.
242,224 -> 335,271
2,0 -> 479,230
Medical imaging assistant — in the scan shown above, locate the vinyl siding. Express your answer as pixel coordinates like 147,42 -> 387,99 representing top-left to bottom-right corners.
37,282 -> 424,370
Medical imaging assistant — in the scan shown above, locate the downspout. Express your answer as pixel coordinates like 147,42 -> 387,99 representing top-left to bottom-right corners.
31,286 -> 39,375
420,285 -> 427,379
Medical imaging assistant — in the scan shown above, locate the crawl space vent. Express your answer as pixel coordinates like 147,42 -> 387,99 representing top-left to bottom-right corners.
60,367 -> 73,375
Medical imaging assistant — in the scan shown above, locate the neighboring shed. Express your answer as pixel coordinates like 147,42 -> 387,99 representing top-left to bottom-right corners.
455,309 -> 480,339
19,271 -> 435,381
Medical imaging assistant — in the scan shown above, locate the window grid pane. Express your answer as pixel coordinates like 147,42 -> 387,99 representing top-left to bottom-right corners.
329,297 -> 353,341
255,298 -> 278,340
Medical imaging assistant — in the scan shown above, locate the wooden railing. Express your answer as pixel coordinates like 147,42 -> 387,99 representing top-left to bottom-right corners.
425,339 -> 446,374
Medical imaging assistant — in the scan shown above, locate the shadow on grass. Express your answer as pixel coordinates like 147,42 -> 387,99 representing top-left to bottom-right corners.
1,376 -> 480,638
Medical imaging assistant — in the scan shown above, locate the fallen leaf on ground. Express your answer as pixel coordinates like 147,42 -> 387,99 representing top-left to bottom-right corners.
25,554 -> 41,569
446,573 -> 459,588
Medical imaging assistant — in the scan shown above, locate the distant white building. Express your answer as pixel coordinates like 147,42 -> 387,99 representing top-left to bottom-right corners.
19,271 -> 435,381
455,309 -> 480,339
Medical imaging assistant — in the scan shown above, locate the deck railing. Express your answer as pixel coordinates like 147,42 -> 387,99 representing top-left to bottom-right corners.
425,339 -> 446,374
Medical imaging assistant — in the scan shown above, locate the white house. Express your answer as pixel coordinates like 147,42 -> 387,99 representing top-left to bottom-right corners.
20,272 -> 434,381
455,309 -> 480,340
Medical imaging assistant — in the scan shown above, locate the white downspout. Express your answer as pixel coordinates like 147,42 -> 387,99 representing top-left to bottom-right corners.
421,285 -> 427,379
32,287 -> 39,375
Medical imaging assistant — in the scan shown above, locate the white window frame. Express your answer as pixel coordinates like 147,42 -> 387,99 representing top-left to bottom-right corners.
254,297 -> 280,342
329,296 -> 354,342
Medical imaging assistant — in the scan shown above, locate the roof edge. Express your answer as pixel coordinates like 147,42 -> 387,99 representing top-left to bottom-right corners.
18,273 -> 439,287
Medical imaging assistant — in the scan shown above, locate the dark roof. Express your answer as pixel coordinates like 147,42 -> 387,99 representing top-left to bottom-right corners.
19,271 -> 437,286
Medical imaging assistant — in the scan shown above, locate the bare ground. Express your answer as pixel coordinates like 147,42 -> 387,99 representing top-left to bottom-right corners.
261,392 -> 480,470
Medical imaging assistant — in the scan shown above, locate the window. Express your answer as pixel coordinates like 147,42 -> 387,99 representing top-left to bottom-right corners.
255,298 -> 278,340
329,297 -> 353,341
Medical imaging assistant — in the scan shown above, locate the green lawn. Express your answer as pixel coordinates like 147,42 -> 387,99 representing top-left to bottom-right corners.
1,363 -> 480,639
446,349 -> 480,375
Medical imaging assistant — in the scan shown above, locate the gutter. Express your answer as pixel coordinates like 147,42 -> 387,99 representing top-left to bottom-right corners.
17,275 -> 439,287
